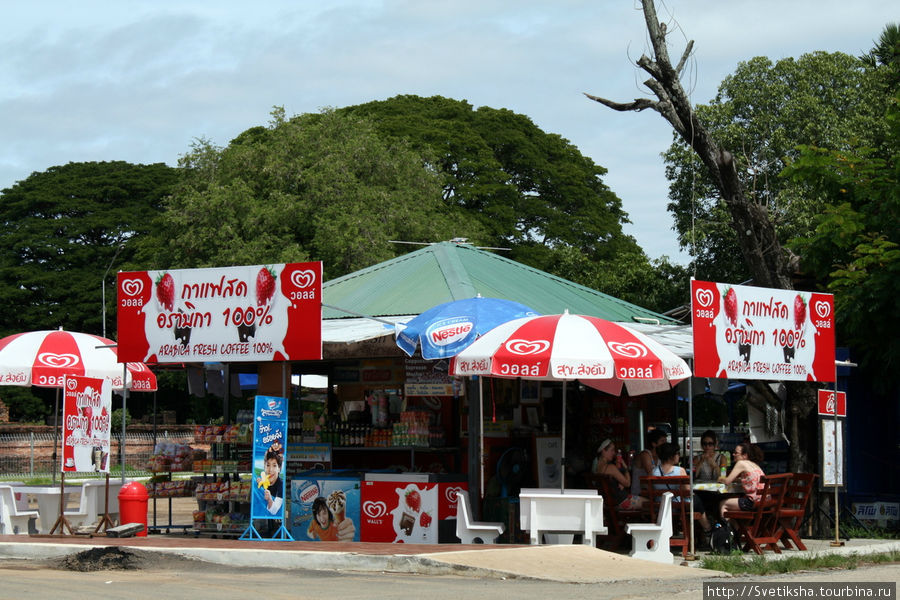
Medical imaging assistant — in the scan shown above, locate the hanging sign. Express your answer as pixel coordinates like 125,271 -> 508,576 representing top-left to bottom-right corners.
61,375 -> 112,473
817,389 -> 847,417
116,262 -> 322,364
691,280 -> 835,381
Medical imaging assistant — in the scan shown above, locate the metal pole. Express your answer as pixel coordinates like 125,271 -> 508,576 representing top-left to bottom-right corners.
687,372 -> 695,559
479,377 -> 484,499
101,244 -> 125,339
830,359 -> 856,547
121,363 -> 128,483
560,382 -> 567,491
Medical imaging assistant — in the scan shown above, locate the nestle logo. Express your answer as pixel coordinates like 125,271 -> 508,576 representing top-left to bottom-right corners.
267,399 -> 278,409
300,484 -> 319,503
426,318 -> 473,347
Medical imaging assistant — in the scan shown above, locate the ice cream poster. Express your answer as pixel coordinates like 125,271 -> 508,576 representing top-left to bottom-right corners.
360,481 -> 438,543
290,478 -> 360,542
116,262 -> 322,364
61,375 -> 112,473
691,280 -> 835,382
250,395 -> 288,521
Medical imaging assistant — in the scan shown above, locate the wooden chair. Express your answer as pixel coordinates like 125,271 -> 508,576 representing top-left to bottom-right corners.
778,473 -> 818,551
724,473 -> 791,554
592,474 -> 648,550
641,475 -> 702,558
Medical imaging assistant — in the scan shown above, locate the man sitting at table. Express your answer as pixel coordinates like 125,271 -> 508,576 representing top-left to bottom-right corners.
652,442 -> 713,535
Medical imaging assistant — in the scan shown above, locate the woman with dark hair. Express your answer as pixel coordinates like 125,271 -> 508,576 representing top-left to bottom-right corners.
594,438 -> 645,509
630,428 -> 668,497
693,430 -> 727,481
652,442 -> 713,533
718,442 -> 765,518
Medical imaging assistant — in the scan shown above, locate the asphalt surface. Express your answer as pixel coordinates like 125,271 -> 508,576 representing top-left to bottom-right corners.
0,534 -> 897,583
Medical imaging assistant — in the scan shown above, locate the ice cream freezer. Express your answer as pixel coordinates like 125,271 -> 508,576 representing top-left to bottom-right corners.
359,473 -> 467,544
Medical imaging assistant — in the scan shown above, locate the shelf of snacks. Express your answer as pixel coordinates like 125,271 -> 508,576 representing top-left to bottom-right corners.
147,440 -> 204,472
193,424 -> 252,444
146,479 -> 196,499
192,506 -> 248,534
193,459 -> 251,474
194,479 -> 251,503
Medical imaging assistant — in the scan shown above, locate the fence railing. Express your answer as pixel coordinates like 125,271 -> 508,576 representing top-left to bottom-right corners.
0,431 -> 194,479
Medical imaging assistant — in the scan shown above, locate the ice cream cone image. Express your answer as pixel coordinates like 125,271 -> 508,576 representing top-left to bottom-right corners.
327,490 -> 346,524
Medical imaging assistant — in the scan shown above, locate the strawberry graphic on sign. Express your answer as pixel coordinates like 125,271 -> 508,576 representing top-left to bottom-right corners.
723,287 -> 738,327
793,294 -> 806,330
156,272 -> 175,311
419,512 -> 432,528
256,267 -> 277,307
405,489 -> 421,513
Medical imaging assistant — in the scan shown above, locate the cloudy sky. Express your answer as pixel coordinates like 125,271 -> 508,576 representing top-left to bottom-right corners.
1,1 -> 894,263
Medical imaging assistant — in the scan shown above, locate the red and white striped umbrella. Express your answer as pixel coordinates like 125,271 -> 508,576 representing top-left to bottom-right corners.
449,311 -> 690,391
450,312 -> 690,491
0,329 -> 157,391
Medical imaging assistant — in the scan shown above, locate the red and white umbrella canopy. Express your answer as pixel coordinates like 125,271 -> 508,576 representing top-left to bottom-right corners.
0,329 -> 157,391
449,312 -> 690,393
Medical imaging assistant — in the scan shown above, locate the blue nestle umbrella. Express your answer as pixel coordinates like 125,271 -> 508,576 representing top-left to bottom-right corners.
395,295 -> 539,359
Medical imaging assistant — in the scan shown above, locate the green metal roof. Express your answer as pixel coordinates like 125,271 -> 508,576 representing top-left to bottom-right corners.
322,242 -> 675,324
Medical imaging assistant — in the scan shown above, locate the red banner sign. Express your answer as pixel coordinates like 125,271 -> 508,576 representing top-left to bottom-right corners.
116,263 -> 322,364
691,280 -> 835,382
818,389 -> 847,417
62,375 -> 112,473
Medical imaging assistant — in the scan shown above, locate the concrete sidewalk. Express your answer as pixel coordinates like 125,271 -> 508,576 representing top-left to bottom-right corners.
0,534 -> 897,583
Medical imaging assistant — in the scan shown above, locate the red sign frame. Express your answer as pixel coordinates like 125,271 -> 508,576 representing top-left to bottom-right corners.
817,389 -> 847,417
116,262 -> 322,364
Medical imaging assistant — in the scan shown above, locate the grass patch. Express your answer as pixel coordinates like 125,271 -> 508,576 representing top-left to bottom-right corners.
699,550 -> 900,575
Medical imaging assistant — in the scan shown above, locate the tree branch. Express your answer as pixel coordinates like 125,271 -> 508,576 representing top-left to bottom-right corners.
582,93 -> 658,113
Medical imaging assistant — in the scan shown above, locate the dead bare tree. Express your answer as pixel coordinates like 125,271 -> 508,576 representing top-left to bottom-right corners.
585,0 -> 794,290
586,0 -> 819,483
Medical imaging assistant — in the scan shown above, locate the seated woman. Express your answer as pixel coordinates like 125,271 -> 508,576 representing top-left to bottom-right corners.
718,442 -> 765,519
652,442 -> 712,533
593,438 -> 645,510
693,430 -> 727,482
630,429 -> 667,498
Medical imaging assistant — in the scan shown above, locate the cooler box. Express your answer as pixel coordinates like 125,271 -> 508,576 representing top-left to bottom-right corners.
290,475 -> 361,542
360,475 -> 438,543
435,475 -> 468,543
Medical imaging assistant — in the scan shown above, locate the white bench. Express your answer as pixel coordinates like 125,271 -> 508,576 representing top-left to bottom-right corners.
626,491 -> 674,564
0,485 -> 39,535
519,488 -> 607,546
456,490 -> 504,544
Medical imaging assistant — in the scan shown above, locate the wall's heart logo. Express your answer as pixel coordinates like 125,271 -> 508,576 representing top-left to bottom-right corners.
444,486 -> 464,504
121,279 -> 144,296
291,270 -> 316,289
66,377 -> 78,390
608,342 -> 648,359
815,301 -> 831,319
38,353 -> 80,368
695,288 -> 714,308
505,339 -> 550,355
362,500 -> 388,519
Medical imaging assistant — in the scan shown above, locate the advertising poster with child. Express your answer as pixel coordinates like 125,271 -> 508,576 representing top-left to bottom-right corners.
290,478 -> 360,542
61,375 -> 112,473
250,396 -> 288,523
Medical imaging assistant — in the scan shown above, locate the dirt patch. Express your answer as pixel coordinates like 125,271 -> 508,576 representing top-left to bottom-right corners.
53,546 -> 205,572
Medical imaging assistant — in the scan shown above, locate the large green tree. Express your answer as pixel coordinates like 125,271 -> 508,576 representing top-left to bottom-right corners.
661,51 -> 886,284
0,161 -> 178,338
150,108 -> 480,279
342,95 -> 641,272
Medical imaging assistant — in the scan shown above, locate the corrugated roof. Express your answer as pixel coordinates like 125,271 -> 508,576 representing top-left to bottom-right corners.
322,242 -> 676,324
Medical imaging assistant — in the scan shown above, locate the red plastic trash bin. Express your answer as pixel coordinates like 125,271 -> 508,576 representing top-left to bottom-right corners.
118,481 -> 149,537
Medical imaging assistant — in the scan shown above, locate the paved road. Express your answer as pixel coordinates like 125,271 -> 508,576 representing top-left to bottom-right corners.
0,554 -> 896,600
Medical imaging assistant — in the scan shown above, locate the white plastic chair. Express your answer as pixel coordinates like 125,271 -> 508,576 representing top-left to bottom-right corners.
455,490 -> 505,544
0,485 -> 39,535
0,481 -> 30,512
626,491 -> 675,564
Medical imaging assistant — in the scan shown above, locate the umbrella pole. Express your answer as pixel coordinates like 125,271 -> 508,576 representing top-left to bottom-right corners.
52,388 -> 60,484
478,377 -> 484,500
560,382 -> 566,491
